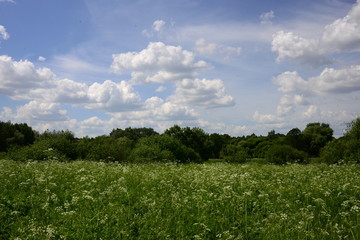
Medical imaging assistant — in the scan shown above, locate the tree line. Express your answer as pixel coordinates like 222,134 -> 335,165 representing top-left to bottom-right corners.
1,119 -> 359,164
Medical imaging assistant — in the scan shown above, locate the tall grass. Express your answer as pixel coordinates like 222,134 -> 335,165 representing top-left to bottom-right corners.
0,160 -> 359,239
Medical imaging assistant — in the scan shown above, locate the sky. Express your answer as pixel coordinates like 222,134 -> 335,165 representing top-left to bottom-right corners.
0,0 -> 359,137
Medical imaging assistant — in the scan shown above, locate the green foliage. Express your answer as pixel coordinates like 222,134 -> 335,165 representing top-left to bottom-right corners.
8,129 -> 77,162
8,141 -> 68,162
302,122 -> 334,157
0,121 -> 35,152
109,127 -> 158,142
321,118 -> 360,164
345,118 -> 360,140
37,129 -> 75,141
224,149 -> 250,163
130,135 -> 201,163
164,125 -> 211,160
265,144 -> 308,164
77,136 -> 134,162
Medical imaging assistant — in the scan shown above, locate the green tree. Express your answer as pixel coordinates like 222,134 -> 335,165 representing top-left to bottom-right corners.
0,121 -> 35,152
77,136 -> 133,162
110,127 -> 158,142
302,123 -> 334,157
266,144 -> 308,165
321,118 -> 360,164
164,125 -> 210,160
130,135 -> 201,163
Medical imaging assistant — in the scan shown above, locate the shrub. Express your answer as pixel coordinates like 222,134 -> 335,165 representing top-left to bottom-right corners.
77,137 -> 133,162
320,118 -> 360,164
8,142 -> 68,162
265,144 -> 307,165
130,135 -> 201,163
320,139 -> 346,164
224,149 -> 249,164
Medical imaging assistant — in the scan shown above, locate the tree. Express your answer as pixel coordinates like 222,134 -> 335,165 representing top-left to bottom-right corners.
130,135 -> 201,163
265,145 -> 307,165
110,127 -> 158,142
302,123 -> 334,157
286,128 -> 306,151
164,125 -> 210,160
0,121 -> 35,152
321,118 -> 360,164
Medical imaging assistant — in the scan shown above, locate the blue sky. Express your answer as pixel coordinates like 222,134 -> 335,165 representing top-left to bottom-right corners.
0,0 -> 359,137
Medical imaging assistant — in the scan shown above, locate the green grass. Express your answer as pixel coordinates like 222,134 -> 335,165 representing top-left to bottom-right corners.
0,160 -> 359,239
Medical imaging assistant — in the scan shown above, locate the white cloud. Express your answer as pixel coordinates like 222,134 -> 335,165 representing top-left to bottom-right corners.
320,1 -> 360,52
111,42 -> 209,84
111,96 -> 198,121
86,80 -> 142,111
274,66 -> 360,95
0,25 -> 9,40
155,85 -> 166,92
38,56 -> 46,61
279,94 -> 308,106
0,0 -> 15,2
194,38 -> 241,58
253,111 -> 283,124
277,94 -> 309,116
311,65 -> 360,94
271,31 -> 332,67
260,10 -> 275,24
0,55 -> 55,99
1,101 -> 68,122
169,78 -> 235,108
303,105 -> 319,118
142,20 -> 167,37
272,71 -> 309,93
272,1 -> 360,67
153,20 -> 166,32
0,55 -> 142,113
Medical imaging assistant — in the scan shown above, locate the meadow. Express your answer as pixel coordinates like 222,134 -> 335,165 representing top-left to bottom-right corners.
0,160 -> 359,240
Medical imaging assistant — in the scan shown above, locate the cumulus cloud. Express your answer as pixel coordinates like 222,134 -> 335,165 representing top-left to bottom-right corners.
253,111 -> 283,124
277,94 -> 309,116
155,85 -> 166,92
321,1 -> 360,52
194,38 -> 241,58
86,80 -> 141,111
260,10 -> 275,24
0,25 -> 9,40
38,56 -> 46,61
153,20 -> 166,32
112,96 -> 197,121
0,55 -> 142,114
273,65 -> 360,95
271,31 -> 332,67
0,55 -> 55,99
111,42 -> 209,84
1,101 -> 68,122
272,1 -> 360,67
142,20 -> 167,37
169,78 -> 235,108
272,71 -> 309,93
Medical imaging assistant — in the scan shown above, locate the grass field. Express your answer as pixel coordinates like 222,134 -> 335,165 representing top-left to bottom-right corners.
0,160 -> 359,239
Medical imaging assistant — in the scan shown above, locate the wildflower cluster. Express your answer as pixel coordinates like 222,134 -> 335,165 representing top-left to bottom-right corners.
0,160 -> 359,239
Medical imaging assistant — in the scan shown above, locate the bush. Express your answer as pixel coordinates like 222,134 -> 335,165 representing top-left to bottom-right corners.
76,137 -> 133,162
130,135 -> 201,163
265,144 -> 308,165
8,142 -> 68,162
224,149 -> 249,164
320,118 -> 360,164
320,139 -> 346,164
